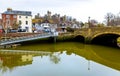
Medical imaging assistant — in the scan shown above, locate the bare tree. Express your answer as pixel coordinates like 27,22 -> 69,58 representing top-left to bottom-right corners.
105,12 -> 115,26
12,21 -> 22,30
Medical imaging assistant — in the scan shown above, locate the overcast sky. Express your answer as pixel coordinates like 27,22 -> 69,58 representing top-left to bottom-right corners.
0,0 -> 120,22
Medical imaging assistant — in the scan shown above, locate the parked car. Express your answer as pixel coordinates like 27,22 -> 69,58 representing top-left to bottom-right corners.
9,29 -> 18,33
18,29 -> 26,32
0,29 -> 5,33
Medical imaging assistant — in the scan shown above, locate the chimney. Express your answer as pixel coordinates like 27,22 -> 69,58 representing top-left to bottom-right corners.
7,8 -> 12,11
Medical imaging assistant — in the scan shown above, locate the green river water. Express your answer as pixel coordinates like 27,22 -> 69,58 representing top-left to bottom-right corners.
0,42 -> 120,76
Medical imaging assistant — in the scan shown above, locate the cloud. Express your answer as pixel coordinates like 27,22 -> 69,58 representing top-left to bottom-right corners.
1,0 -> 120,22
1,0 -> 90,8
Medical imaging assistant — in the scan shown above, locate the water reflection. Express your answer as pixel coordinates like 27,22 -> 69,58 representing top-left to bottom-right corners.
0,50 -> 62,73
0,42 -> 120,76
0,54 -> 32,73
21,55 -> 33,62
49,52 -> 61,64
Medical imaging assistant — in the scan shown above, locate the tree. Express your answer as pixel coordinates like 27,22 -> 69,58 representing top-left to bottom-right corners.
35,13 -> 40,19
66,27 -> 74,32
12,21 -> 21,30
90,19 -> 98,27
105,12 -> 115,26
112,13 -> 120,26
80,22 -> 84,28
97,23 -> 105,27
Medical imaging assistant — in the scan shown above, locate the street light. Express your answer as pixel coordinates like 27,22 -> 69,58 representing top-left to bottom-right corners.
88,16 -> 91,28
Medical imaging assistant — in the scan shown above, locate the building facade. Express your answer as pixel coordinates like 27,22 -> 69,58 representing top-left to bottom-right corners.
0,19 -> 4,33
2,8 -> 32,32
0,19 -> 2,26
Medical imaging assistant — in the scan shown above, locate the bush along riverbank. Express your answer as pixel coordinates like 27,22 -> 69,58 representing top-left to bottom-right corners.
56,34 -> 75,42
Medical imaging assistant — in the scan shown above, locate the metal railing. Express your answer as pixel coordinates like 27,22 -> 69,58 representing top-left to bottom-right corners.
0,32 -> 57,45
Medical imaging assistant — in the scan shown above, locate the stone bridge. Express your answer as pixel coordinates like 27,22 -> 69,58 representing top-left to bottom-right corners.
74,27 -> 120,46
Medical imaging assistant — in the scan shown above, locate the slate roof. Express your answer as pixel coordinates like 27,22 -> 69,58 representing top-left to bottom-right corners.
3,10 -> 32,16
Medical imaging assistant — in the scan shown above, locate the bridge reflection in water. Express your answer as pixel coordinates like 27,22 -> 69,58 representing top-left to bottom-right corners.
0,42 -> 120,76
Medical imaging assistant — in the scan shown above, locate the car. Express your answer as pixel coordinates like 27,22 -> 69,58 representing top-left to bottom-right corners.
10,29 -> 18,33
18,29 -> 26,32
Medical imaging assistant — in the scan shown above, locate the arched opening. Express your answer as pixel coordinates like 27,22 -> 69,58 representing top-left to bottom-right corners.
91,34 -> 120,47
74,35 -> 85,43
117,37 -> 120,47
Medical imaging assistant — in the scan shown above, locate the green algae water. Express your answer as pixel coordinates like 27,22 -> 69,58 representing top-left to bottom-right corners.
0,42 -> 120,76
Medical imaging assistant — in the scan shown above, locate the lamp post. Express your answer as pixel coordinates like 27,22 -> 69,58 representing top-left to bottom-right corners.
88,16 -> 91,28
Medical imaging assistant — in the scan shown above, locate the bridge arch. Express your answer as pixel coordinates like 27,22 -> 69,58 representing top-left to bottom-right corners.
91,33 -> 120,47
74,35 -> 85,42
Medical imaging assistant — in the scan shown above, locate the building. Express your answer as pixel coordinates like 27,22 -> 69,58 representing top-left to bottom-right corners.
0,19 -> 4,33
0,19 -> 2,25
2,8 -> 32,32
33,19 -> 57,33
0,19 -> 2,28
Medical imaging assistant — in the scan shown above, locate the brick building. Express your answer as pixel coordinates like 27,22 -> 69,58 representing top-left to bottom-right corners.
0,19 -> 2,26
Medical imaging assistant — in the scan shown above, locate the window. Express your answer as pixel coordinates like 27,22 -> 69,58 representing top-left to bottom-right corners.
13,15 -> 17,18
6,19 -> 10,26
6,15 -> 10,18
26,21 -> 28,25
19,20 -> 22,25
19,16 -> 21,18
7,21 -> 10,24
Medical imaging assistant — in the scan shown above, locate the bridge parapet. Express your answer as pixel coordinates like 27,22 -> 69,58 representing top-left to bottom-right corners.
75,27 -> 120,38
74,27 -> 120,43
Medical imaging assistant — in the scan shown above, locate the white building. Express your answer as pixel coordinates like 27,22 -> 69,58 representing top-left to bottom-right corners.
17,14 -> 32,32
71,24 -> 81,29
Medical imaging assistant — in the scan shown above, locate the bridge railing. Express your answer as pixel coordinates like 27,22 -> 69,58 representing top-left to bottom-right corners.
0,32 -> 57,45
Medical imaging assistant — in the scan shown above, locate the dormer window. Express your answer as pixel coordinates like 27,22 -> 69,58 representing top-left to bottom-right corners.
26,16 -> 28,18
19,16 -> 21,18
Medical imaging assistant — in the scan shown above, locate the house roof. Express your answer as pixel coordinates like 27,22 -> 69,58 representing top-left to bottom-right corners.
42,19 -> 50,23
3,8 -> 32,16
32,16 -> 60,24
32,19 -> 43,23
